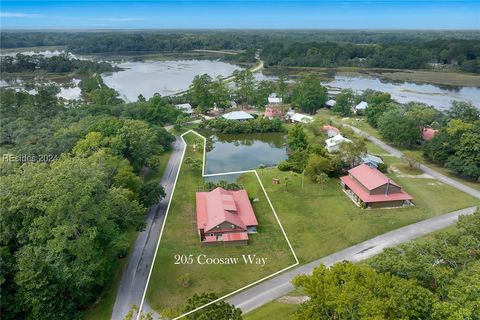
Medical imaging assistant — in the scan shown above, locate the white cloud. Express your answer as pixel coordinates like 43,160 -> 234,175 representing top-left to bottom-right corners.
0,12 -> 42,18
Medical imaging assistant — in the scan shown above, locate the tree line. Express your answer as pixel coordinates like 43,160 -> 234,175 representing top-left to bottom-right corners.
0,80 -> 185,319
0,53 -> 117,74
1,31 -> 479,72
261,39 -> 480,73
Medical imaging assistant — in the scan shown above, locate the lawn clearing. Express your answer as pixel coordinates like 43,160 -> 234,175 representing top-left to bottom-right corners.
145,132 -> 296,315
244,301 -> 298,320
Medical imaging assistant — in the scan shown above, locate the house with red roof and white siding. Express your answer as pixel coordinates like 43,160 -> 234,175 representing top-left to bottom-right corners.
196,187 -> 258,246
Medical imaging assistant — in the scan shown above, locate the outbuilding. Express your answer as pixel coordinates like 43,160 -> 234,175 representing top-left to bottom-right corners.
222,111 -> 254,121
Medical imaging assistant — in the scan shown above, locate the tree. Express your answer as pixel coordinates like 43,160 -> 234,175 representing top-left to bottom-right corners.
364,92 -> 396,127
0,156 -> 145,320
406,103 -> 443,127
140,180 -> 166,207
291,74 -> 328,114
315,172 -> 329,188
377,108 -> 421,147
446,101 -> 480,123
333,89 -> 355,116
402,151 -> 422,169
339,139 -> 366,168
233,69 -> 256,106
276,74 -> 289,102
183,293 -> 242,320
190,74 -> 215,112
292,262 -> 436,320
287,125 -> 309,151
305,154 -> 332,181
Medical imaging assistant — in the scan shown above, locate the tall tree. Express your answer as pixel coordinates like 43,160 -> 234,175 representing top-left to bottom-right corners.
292,74 -> 328,114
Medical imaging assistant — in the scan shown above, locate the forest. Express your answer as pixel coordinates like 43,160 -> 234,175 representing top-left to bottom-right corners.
0,78 -> 183,320
1,31 -> 479,72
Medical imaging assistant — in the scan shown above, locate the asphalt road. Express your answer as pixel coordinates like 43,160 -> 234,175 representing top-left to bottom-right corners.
111,136 -> 184,320
227,206 -> 478,313
343,124 -> 480,200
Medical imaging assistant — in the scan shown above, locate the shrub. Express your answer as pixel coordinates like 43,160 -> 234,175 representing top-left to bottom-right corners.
177,273 -> 192,288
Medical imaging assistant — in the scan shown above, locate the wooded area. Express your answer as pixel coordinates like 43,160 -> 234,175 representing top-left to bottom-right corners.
2,31 -> 479,72
0,79 -> 181,319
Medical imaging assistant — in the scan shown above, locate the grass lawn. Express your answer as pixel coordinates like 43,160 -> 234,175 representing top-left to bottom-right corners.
243,166 -> 479,264
244,301 -> 298,320
145,132 -> 296,315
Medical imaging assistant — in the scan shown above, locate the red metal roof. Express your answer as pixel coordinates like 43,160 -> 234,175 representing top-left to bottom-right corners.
196,187 -> 258,233
223,232 -> 249,242
422,127 -> 438,141
322,125 -> 340,134
348,164 -> 400,191
341,175 -> 413,203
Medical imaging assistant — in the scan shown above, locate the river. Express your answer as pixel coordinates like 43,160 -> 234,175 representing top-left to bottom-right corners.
325,75 -> 479,110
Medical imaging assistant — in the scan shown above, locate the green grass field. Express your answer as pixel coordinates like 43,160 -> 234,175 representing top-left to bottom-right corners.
244,301 -> 298,320
145,132 -> 296,315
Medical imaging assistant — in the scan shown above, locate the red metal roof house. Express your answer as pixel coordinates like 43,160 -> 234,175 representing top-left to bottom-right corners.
422,127 -> 438,141
196,187 -> 258,246
340,164 -> 413,208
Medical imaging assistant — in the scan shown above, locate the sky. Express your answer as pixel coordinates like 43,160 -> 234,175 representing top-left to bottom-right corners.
1,1 -> 479,30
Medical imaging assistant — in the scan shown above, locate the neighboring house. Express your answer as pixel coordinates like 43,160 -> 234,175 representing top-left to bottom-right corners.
325,133 -> 352,152
285,109 -> 296,120
326,99 -> 336,108
354,101 -> 368,113
290,113 -> 313,124
361,154 -> 384,168
322,124 -> 340,138
175,103 -> 194,115
422,127 -> 438,141
264,106 -> 284,119
222,111 -> 254,121
196,187 -> 258,246
340,164 -> 413,208
268,93 -> 283,104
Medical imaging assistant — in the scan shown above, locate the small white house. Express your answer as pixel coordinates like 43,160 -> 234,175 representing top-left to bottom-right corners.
222,111 -> 254,121
354,101 -> 368,113
175,103 -> 194,115
326,99 -> 336,108
268,93 -> 282,104
290,113 -> 313,124
325,134 -> 352,152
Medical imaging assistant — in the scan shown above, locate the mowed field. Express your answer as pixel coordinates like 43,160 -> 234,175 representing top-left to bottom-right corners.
145,132 -> 296,315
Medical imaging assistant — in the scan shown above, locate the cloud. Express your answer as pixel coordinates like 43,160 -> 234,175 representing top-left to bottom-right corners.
0,12 -> 42,18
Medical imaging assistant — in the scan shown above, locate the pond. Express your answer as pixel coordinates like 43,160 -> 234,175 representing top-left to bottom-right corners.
202,131 -> 287,175
325,75 -> 480,110
102,59 -> 275,102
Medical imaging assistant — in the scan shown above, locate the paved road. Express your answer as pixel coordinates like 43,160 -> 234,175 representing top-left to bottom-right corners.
111,136 -> 184,320
344,124 -> 480,200
227,206 -> 477,313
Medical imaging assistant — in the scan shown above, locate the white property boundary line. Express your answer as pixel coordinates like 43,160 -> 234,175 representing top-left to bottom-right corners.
137,130 -> 299,320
